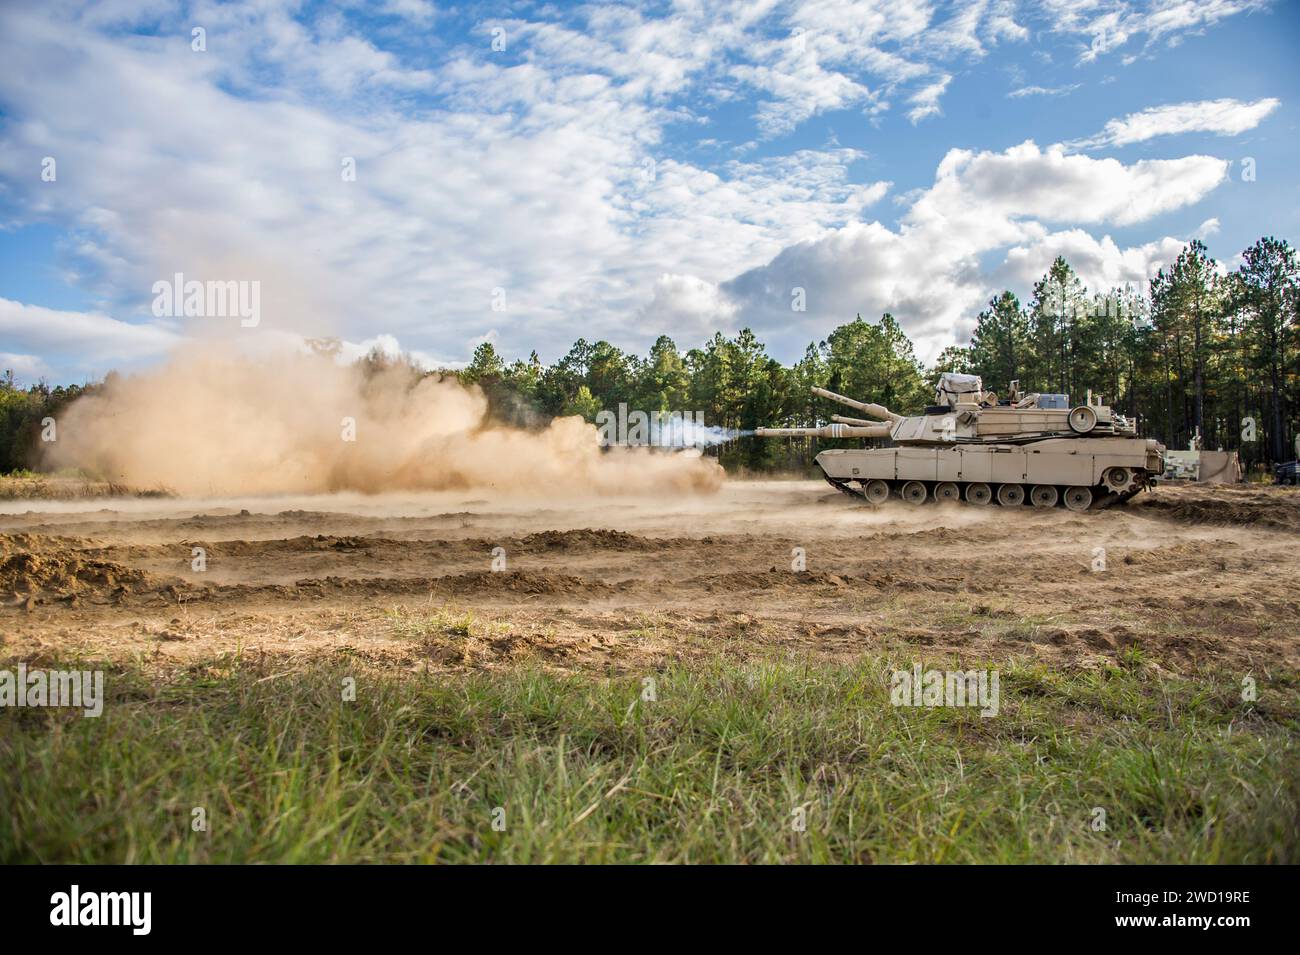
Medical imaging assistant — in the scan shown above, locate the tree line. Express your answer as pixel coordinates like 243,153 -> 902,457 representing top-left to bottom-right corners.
457,235 -> 1298,474
2,235 -> 1296,477
0,371 -> 90,473
945,236 -> 1298,469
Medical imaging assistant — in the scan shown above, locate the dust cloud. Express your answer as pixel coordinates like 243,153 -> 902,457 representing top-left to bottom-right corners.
44,346 -> 724,498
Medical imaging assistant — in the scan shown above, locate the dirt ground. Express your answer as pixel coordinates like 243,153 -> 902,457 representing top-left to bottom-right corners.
2,480 -> 1298,675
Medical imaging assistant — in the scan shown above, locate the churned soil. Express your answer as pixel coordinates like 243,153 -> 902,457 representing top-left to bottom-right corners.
2,481 -> 1297,674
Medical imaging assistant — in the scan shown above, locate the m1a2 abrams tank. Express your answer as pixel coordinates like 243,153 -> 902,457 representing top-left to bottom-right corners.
756,373 -> 1165,511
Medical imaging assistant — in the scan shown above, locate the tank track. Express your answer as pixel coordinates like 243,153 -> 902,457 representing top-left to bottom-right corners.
820,473 -> 1152,511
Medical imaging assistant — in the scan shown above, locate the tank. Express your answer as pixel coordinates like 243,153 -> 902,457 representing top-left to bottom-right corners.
756,374 -> 1165,510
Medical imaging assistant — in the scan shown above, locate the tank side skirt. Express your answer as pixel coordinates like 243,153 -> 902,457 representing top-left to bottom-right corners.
815,443 -> 1158,509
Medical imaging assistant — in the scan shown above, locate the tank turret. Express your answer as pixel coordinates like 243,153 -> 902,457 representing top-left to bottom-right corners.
758,373 -> 1165,511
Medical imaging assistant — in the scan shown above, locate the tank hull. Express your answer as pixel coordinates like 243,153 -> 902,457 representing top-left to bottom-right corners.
815,437 -> 1163,507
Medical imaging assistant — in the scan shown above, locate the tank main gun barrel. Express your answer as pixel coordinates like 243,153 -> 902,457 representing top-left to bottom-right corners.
831,415 -> 876,426
755,423 -> 892,439
810,387 -> 902,422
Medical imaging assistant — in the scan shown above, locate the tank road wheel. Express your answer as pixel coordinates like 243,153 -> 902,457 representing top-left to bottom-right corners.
1030,484 -> 1059,508
965,482 -> 993,505
900,481 -> 928,505
1063,486 -> 1093,512
997,483 -> 1025,506
863,479 -> 890,505
1068,406 -> 1098,433
1102,467 -> 1130,492
934,481 -> 961,504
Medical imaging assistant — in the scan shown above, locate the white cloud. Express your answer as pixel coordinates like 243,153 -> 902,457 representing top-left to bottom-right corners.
1043,0 -> 1273,64
1071,97 -> 1281,148
336,333 -> 460,371
910,141 -> 1227,230
0,4 -> 894,370
0,298 -> 180,382
732,56 -> 878,137
907,75 -> 951,124
721,0 -> 1031,137
1008,83 -> 1082,98
637,274 -> 740,340
926,0 -> 994,56
1139,0 -> 1272,43
1193,217 -> 1222,239
0,353 -> 52,381
0,1 -> 1266,378
377,0 -> 437,25
706,140 -> 1228,361
995,229 -> 1190,292
987,0 -> 1031,42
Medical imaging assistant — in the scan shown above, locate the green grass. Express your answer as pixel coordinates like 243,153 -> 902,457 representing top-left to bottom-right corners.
1,653 -> 1296,863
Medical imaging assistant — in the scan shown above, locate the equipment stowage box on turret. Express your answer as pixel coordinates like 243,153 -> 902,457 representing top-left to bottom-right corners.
756,374 -> 1165,511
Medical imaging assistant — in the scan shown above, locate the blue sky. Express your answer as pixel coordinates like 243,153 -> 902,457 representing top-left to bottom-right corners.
1,0 -> 1296,384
